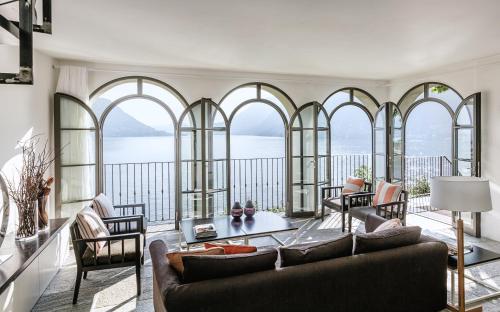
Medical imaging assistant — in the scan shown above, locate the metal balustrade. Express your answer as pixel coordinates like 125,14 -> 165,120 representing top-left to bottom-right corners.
102,155 -> 451,222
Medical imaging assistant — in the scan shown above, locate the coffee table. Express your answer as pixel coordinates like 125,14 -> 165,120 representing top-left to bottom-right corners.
448,245 -> 500,306
179,212 -> 299,250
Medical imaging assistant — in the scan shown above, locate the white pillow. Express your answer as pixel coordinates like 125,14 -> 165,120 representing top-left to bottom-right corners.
91,193 -> 116,219
374,218 -> 402,232
76,206 -> 110,253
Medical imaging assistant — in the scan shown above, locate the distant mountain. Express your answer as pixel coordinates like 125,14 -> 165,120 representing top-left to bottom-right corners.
93,99 -> 171,137
230,105 -> 285,137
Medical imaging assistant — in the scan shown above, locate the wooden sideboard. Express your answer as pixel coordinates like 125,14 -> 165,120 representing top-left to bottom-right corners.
0,218 -> 70,312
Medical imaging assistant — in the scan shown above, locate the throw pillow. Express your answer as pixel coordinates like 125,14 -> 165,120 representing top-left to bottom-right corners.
279,233 -> 353,267
374,218 -> 402,232
342,177 -> 365,194
91,193 -> 116,219
76,206 -> 110,253
166,247 -> 225,274
354,226 -> 422,254
182,248 -> 278,283
372,180 -> 402,206
204,243 -> 257,254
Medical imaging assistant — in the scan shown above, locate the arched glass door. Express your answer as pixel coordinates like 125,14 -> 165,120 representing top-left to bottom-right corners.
374,102 -> 402,183
289,102 -> 330,217
55,93 -> 99,217
453,93 -> 481,235
178,98 -> 229,221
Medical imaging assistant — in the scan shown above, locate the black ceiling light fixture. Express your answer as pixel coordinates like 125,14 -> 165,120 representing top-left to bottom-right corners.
0,0 -> 51,85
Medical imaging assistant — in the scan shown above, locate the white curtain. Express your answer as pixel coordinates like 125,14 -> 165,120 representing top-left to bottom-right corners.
56,66 -> 89,103
56,66 -> 94,217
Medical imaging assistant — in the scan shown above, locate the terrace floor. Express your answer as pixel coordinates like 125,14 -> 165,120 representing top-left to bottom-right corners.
33,212 -> 500,312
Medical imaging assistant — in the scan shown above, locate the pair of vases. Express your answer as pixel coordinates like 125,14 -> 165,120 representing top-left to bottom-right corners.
231,200 -> 255,218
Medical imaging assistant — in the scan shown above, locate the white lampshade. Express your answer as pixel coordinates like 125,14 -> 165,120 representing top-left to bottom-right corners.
430,176 -> 492,213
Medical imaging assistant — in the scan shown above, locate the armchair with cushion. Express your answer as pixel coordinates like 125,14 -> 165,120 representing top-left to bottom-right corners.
347,188 -> 408,232
321,181 -> 372,231
90,194 -> 148,246
70,215 -> 145,304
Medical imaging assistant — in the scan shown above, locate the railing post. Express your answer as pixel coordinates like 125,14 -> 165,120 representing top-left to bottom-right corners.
439,156 -> 443,177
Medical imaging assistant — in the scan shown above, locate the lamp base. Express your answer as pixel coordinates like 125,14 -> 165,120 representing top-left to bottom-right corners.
452,218 -> 482,312
447,304 -> 482,312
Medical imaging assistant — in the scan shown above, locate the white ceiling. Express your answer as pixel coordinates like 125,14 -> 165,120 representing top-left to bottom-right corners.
25,0 -> 500,79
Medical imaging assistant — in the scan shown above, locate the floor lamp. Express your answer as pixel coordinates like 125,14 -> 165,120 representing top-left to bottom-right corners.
430,176 -> 492,312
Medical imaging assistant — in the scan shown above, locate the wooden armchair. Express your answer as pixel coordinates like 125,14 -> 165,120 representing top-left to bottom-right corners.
346,190 -> 409,232
101,203 -> 147,247
321,182 -> 372,232
70,216 -> 145,304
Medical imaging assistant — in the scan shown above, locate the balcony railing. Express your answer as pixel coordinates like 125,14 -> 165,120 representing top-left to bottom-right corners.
103,154 -> 452,222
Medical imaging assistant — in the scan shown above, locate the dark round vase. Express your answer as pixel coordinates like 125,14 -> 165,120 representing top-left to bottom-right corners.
244,200 -> 256,217
231,202 -> 243,218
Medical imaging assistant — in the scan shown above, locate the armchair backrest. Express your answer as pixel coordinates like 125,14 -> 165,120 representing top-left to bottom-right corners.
376,189 -> 409,225
363,182 -> 373,192
70,221 -> 87,266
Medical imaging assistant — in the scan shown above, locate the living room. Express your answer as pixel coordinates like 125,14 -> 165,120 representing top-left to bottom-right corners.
1,1 -> 500,311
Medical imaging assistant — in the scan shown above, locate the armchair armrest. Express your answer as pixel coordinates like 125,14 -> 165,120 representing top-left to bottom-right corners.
113,203 -> 146,216
102,215 -> 144,234
375,200 -> 407,221
347,192 -> 375,210
321,186 -> 344,199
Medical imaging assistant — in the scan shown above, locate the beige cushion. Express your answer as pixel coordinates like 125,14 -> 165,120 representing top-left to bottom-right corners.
342,177 -> 365,194
166,247 -> 225,274
373,181 -> 402,206
374,218 -> 402,232
91,193 -> 116,219
76,206 -> 110,253
324,197 -> 342,207
82,235 -> 144,265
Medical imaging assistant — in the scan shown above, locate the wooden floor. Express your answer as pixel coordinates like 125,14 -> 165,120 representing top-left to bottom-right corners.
33,213 -> 500,312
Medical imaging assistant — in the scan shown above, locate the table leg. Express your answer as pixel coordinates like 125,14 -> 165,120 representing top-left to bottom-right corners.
451,270 -> 455,305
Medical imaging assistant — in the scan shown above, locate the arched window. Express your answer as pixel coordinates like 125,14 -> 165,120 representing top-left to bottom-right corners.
219,83 -> 295,212
178,99 -> 229,219
398,82 -> 460,214
323,88 -> 378,185
90,77 -> 188,222
290,102 -> 330,217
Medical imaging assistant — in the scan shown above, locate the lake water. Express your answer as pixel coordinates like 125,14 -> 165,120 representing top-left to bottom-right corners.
103,134 -> 452,164
102,134 -> 461,221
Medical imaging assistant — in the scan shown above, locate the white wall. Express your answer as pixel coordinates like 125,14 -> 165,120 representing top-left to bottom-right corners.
58,61 -> 389,107
388,55 -> 500,241
0,47 -> 57,230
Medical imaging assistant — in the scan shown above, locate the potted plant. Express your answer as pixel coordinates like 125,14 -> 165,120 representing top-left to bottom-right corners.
6,136 -> 55,240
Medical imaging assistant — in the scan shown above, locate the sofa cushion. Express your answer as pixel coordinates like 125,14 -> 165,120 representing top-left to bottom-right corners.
374,218 -> 402,232
354,226 -> 422,254
279,233 -> 353,267
167,247 -> 225,275
182,248 -> 278,283
82,235 -> 144,265
204,242 -> 257,254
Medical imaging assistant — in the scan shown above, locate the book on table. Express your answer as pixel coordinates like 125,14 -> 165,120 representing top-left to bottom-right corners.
193,223 -> 217,238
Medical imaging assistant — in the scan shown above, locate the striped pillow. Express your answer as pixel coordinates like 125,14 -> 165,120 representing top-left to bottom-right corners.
373,181 -> 402,206
91,193 -> 116,219
342,177 -> 365,194
76,206 -> 110,253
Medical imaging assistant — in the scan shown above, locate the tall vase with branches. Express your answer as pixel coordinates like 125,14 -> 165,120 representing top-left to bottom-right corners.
6,136 -> 55,240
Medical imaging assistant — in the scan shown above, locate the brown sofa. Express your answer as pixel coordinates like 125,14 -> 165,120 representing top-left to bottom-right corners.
150,214 -> 448,312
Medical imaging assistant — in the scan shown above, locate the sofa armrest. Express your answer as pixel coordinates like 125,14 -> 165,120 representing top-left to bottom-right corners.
149,240 -> 182,312
364,213 -> 387,233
